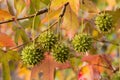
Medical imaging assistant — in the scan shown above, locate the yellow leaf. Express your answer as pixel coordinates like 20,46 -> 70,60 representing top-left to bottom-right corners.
80,0 -> 99,13
0,9 -> 12,21
42,8 -> 62,23
69,0 -> 79,15
17,64 -> 31,80
78,65 -> 93,80
106,0 -> 116,7
62,6 -> 79,39
92,30 -> 99,38
51,0 -> 79,15
50,0 -> 68,10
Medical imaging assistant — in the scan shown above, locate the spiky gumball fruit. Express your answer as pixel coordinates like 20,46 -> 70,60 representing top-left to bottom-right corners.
21,44 -> 44,66
52,43 -> 70,63
95,13 -> 113,33
37,31 -> 58,51
72,33 -> 93,52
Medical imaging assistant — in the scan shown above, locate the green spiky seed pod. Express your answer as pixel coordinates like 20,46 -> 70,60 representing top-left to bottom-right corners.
21,44 -> 44,66
52,43 -> 70,63
72,33 -> 93,52
95,13 -> 113,33
37,31 -> 58,51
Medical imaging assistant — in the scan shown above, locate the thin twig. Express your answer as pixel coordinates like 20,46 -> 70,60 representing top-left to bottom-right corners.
10,41 -> 29,50
0,8 -> 48,24
93,38 -> 120,46
59,2 -> 69,18
42,20 -> 58,33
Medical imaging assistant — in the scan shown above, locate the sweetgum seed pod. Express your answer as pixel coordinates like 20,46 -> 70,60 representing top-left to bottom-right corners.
95,13 -> 113,33
52,43 -> 70,63
72,33 -> 93,52
21,44 -> 44,66
37,31 -> 58,51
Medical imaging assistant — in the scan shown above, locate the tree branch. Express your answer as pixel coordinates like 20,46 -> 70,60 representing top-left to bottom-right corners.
0,8 -> 48,24
10,2 -> 69,50
93,38 -> 120,46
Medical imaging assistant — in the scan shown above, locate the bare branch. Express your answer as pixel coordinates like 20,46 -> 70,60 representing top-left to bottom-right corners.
0,8 -> 48,24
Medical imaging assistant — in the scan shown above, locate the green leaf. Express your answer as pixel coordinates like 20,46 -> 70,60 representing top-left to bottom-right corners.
0,49 -> 20,80
30,16 -> 41,29
2,61 -> 11,80
14,29 -> 20,45
40,0 -> 50,5
7,50 -> 20,61
28,0 -> 46,14
0,49 -> 20,62
20,29 -> 30,43
14,28 -> 30,44
14,0 -> 26,15
20,19 -> 32,29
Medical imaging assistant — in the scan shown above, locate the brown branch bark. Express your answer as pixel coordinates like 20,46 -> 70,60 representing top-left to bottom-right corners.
0,8 -> 48,24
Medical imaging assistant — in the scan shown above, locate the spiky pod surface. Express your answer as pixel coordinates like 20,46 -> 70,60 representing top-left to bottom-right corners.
95,13 -> 113,33
72,33 -> 93,52
37,31 -> 58,51
21,44 -> 44,66
52,43 -> 70,63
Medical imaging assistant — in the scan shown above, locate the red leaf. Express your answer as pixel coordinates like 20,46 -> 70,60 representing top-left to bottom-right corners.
31,53 -> 71,80
82,54 -> 113,73
0,33 -> 16,47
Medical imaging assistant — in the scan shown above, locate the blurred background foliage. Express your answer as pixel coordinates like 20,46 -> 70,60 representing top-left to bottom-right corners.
0,0 -> 120,80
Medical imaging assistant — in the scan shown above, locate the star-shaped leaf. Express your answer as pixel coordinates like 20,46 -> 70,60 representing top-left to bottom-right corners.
82,54 -> 113,73
31,53 -> 71,80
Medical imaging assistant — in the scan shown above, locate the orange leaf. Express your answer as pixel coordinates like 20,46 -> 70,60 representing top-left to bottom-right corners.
0,33 -> 16,47
31,53 -> 70,80
0,9 -> 12,21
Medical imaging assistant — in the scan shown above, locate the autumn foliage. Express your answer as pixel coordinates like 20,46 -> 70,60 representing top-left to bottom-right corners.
0,0 -> 120,80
